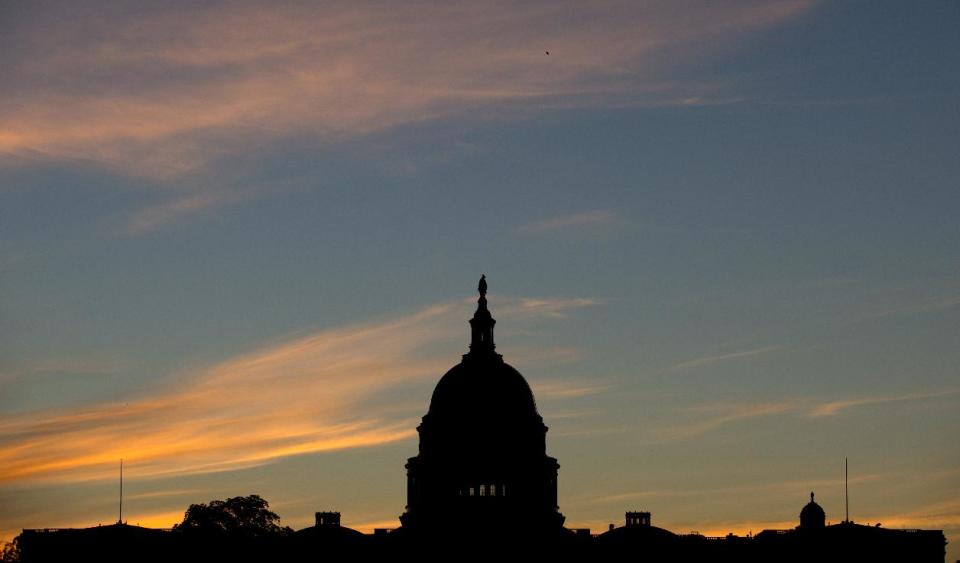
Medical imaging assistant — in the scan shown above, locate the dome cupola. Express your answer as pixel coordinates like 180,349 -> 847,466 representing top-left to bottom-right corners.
800,491 -> 826,530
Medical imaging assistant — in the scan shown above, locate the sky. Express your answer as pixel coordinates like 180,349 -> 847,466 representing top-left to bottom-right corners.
1,0 -> 959,558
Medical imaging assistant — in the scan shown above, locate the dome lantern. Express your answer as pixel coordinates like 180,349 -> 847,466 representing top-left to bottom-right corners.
799,491 -> 826,530
469,275 -> 496,354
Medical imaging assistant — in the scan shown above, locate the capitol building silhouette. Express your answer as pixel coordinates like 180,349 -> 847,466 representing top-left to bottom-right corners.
19,278 -> 948,562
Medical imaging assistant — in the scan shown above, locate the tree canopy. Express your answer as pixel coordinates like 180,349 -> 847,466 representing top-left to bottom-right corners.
174,494 -> 290,536
0,538 -> 20,563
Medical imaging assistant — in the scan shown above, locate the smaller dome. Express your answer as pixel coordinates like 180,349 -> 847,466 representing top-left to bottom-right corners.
800,492 -> 826,529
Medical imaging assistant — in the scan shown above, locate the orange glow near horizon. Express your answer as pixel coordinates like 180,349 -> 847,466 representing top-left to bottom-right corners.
2,4 -> 958,561
0,297 -> 600,487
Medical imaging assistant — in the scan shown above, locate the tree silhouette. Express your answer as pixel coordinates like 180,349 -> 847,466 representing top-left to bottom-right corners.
0,536 -> 20,563
173,494 -> 291,537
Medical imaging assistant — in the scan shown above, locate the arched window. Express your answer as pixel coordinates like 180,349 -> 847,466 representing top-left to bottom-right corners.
490,484 -> 496,496
469,487 -> 475,496
502,484 -> 507,496
480,485 -> 486,496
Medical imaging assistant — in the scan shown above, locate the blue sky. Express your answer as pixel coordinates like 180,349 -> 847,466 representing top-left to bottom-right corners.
1,0 -> 959,558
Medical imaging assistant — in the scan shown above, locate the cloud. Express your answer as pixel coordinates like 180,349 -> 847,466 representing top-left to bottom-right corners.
856,295 -> 960,323
0,1 -> 816,228
669,345 -> 783,371
552,426 -> 626,438
0,307 -> 449,485
0,356 -> 124,383
518,210 -> 616,236
0,295 -> 596,487
806,389 -> 960,418
508,346 -> 585,366
648,388 -> 959,442
656,401 -> 795,440
533,380 -> 609,400
124,488 -> 210,502
511,297 -> 601,319
120,188 -> 263,235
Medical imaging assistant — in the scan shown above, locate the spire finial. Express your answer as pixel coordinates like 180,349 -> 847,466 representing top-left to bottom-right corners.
810,491 -> 815,503
468,275 -> 496,354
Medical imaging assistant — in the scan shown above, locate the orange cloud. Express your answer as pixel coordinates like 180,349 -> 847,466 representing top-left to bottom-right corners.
807,389 -> 960,417
0,296 -> 597,487
0,1 -> 816,229
0,306 -> 450,485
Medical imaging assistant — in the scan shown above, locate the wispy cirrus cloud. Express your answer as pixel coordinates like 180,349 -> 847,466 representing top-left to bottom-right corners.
533,380 -> 609,400
517,210 -> 617,236
856,294 -> 960,323
652,389 -> 959,441
654,401 -> 795,441
0,295 -> 596,487
669,345 -> 784,371
120,186 -> 267,235
124,488 -> 210,502
0,356 -> 124,383
0,1 -> 816,230
508,346 -> 585,366
513,297 -> 601,318
807,388 -> 960,418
